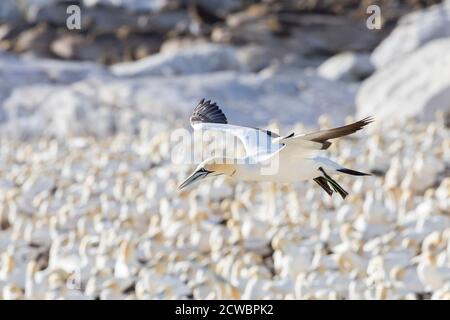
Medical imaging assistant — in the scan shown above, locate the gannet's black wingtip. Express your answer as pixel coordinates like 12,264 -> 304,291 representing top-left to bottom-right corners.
359,116 -> 375,127
190,98 -> 228,126
363,116 -> 375,123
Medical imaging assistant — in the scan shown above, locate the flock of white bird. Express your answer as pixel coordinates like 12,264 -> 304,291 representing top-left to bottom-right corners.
0,113 -> 449,299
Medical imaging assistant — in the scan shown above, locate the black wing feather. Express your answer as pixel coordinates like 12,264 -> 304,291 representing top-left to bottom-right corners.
190,99 -> 228,126
189,98 -> 280,139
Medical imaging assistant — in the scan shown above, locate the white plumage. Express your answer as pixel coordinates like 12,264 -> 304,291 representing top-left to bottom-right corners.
179,99 -> 373,199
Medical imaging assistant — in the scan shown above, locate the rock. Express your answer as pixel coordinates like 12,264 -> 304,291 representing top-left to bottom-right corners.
124,34 -> 163,60
14,24 -> 55,57
1,55 -> 357,140
20,0 -> 186,34
50,34 -> 89,60
43,89 -> 116,138
0,25 -> 12,43
110,44 -> 242,77
23,0 -> 71,26
372,1 -> 450,68
118,70 -> 357,127
51,34 -> 129,63
196,0 -> 245,19
227,12 -> 389,56
235,43 -> 319,73
83,8 -> 188,34
1,85 -> 54,140
287,15 -> 388,55
159,38 -> 210,54
136,10 -> 189,34
83,8 -> 143,34
0,50 -> 107,85
236,45 -> 273,72
0,52 -> 108,132
0,0 -> 23,24
279,0 -> 441,17
357,39 -> 450,125
318,52 -> 374,82
82,0 -> 170,13
1,86 -> 124,139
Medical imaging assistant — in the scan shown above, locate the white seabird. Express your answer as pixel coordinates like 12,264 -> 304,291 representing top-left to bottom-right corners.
179,99 -> 373,199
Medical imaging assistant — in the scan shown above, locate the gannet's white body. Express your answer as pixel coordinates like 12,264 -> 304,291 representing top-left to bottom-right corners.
179,99 -> 373,199
233,156 -> 333,182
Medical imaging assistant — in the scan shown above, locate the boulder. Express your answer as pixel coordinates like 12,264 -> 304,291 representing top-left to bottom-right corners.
82,0 -> 170,13
0,0 -> 23,24
0,49 -> 358,140
0,51 -> 108,85
22,0 -> 71,26
372,1 -> 450,68
196,0 -> 245,19
0,51 -> 109,135
110,44 -> 243,77
108,70 -> 358,128
14,24 -> 55,57
236,45 -> 274,72
19,0 -> 187,33
318,52 -> 374,82
357,39 -> 450,125
1,84 -> 118,139
227,12 -> 389,56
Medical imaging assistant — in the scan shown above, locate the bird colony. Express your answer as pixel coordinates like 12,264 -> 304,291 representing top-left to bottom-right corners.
0,115 -> 449,300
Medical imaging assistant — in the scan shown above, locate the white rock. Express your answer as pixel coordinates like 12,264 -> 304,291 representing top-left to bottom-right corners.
372,1 -> 450,68
111,44 -> 242,77
318,51 -> 374,82
357,39 -> 450,125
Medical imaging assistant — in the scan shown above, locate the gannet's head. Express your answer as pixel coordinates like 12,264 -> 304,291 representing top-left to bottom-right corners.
178,158 -> 236,190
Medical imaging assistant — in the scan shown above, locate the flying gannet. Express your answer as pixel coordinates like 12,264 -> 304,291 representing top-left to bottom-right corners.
179,99 -> 373,199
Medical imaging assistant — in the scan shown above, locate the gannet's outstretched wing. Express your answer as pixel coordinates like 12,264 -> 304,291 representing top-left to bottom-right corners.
190,99 -> 281,156
190,99 -> 228,125
275,117 -> 374,150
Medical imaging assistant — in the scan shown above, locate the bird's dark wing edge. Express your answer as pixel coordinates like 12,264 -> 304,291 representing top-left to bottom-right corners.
296,116 -> 374,149
190,98 -> 228,126
190,98 -> 280,138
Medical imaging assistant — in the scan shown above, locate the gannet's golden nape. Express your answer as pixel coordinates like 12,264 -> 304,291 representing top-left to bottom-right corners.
178,159 -> 236,190
179,98 -> 373,199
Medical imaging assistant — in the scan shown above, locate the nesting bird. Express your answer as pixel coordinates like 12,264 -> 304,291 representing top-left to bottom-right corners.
179,99 -> 373,199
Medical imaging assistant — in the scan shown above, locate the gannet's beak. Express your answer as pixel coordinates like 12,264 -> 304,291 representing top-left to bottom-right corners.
178,168 -> 210,190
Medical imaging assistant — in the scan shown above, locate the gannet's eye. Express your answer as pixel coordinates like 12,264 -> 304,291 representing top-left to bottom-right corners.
199,168 -> 212,174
